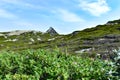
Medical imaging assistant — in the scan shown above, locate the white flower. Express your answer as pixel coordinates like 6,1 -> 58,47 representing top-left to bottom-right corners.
108,70 -> 112,74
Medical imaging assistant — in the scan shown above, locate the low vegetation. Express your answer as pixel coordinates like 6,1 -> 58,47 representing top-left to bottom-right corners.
0,49 -> 119,80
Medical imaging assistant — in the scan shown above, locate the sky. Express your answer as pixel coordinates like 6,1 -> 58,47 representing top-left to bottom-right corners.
0,0 -> 120,34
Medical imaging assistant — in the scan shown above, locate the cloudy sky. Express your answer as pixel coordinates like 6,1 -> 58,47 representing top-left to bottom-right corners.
0,0 -> 120,34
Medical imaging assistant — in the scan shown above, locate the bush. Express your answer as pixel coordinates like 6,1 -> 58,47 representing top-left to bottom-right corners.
108,49 -> 120,79
0,49 -> 117,80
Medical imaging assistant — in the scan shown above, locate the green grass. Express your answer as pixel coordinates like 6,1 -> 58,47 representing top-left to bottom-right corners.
0,49 -> 117,80
1,20 -> 120,53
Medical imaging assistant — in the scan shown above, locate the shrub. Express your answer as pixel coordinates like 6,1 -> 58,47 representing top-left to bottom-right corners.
108,49 -> 120,79
0,49 -> 117,80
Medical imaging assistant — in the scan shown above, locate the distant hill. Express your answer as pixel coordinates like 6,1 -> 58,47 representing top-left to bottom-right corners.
46,27 -> 58,36
1,19 -> 120,59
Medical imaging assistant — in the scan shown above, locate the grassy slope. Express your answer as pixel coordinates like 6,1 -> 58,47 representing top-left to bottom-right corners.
0,19 -> 120,53
60,20 -> 120,53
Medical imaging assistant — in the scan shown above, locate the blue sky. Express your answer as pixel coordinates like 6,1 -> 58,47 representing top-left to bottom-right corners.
0,0 -> 120,34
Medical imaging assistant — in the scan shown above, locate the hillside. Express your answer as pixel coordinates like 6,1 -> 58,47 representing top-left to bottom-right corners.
1,19 -> 120,59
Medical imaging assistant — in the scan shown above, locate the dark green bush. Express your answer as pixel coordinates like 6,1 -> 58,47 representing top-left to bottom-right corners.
0,49 -> 117,80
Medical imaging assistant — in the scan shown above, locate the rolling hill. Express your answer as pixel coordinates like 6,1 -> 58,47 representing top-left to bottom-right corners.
1,19 -> 120,59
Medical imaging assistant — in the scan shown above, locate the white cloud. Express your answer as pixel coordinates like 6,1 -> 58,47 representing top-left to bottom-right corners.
0,0 -> 43,9
12,21 -> 38,29
13,21 -> 46,31
0,9 -> 17,18
54,9 -> 84,22
1,0 -> 20,4
79,0 -> 110,16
